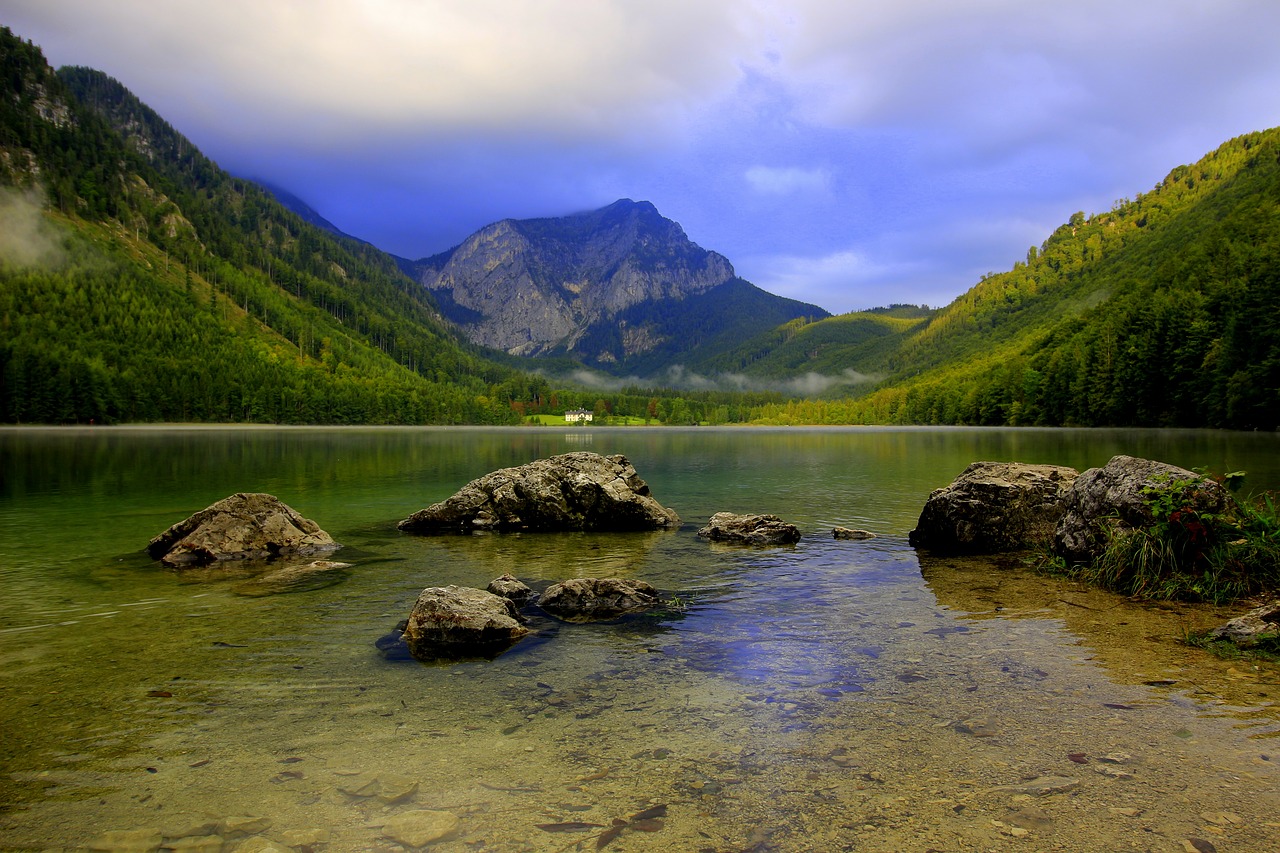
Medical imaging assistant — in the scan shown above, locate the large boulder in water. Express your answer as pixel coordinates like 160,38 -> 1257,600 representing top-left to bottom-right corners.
908,462 -> 1079,554
537,577 -> 661,623
402,585 -> 530,661
1052,455 -> 1234,565
397,452 -> 680,534
147,493 -> 340,567
697,512 -> 801,546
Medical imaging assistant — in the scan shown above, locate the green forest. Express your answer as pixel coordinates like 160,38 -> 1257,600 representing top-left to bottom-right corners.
723,131 -> 1280,431
1,25 -> 1277,429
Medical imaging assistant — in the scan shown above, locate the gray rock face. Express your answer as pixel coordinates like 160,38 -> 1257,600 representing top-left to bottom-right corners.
147,493 -> 340,567
908,462 -> 1079,554
697,512 -> 801,546
1052,455 -> 1233,564
402,585 -> 530,661
397,452 -> 680,534
1207,600 -> 1280,647
538,577 -> 661,623
410,200 -> 735,357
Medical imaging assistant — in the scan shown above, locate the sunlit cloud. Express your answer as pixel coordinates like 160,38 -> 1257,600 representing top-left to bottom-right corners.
7,0 -> 1280,308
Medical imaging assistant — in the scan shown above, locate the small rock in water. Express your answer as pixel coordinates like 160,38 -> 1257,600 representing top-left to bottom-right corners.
336,772 -> 382,798
486,573 -> 533,605
953,718 -> 997,738
832,527 -> 876,540
1096,765 -> 1134,779
279,829 -> 331,847
220,816 -> 272,837
86,829 -> 164,852
1007,805 -> 1053,831
230,839 -> 289,853
377,773 -> 421,804
1199,812 -> 1241,826
1001,776 -> 1080,797
1183,839 -> 1218,853
163,837 -> 222,853
381,810 -> 459,847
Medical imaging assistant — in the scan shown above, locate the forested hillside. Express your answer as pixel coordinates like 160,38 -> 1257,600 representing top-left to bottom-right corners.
692,305 -> 933,387
3,23 -> 1276,430
0,27 -> 537,424
750,130 -> 1280,430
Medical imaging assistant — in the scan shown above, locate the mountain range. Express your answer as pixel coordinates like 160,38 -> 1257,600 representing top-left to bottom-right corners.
1,24 -> 1276,429
398,199 -> 827,374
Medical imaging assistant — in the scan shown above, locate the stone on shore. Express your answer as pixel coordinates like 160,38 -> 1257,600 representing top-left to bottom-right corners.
1052,455 -> 1233,564
697,512 -> 801,546
538,577 -> 661,623
398,452 -> 680,534
402,585 -> 530,661
1206,599 -> 1280,648
147,493 -> 339,567
908,462 -> 1078,554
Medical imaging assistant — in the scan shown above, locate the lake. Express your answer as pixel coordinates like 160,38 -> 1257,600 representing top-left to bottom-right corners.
1,426 -> 1278,852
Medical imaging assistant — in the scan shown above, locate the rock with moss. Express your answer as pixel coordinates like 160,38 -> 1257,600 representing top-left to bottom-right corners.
909,462 -> 1079,554
147,493 -> 339,567
1052,456 -> 1233,565
398,452 -> 680,534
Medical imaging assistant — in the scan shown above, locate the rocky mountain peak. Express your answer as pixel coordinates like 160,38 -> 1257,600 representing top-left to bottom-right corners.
407,199 -> 737,357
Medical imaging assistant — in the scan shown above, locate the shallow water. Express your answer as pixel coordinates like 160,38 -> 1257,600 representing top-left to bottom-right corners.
1,426 -> 1278,852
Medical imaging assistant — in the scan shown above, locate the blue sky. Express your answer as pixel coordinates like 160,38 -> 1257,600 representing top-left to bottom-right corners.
6,0 -> 1280,314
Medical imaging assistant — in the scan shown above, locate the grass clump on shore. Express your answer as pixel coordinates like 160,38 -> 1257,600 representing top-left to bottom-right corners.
1053,475 -> 1280,605
1180,629 -> 1280,663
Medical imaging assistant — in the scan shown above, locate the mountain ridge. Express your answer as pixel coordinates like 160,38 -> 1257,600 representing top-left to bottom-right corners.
400,198 -> 830,371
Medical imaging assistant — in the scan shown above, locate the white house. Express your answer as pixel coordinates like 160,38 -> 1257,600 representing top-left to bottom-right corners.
564,408 -> 593,423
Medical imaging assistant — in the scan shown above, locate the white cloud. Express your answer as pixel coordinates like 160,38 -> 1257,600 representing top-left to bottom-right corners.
744,165 -> 830,195
9,0 -> 1280,310
5,0 -> 760,144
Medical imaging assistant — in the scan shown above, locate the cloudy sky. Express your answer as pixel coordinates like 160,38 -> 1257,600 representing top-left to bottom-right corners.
5,1 -> 1280,313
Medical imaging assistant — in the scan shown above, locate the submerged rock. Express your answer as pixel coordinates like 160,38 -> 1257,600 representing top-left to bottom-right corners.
538,577 -> 661,623
380,810 -> 458,847
397,452 -> 680,534
1052,456 -> 1233,565
402,585 -> 530,661
147,493 -> 339,567
833,527 -> 876,540
231,560 -> 352,597
909,461 -> 1078,554
697,512 -> 801,546
1206,599 -> 1280,648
